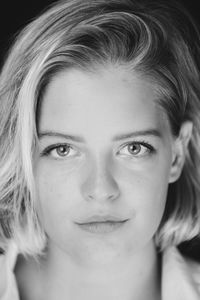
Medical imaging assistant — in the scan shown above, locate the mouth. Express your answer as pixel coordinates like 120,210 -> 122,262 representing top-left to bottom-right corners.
75,215 -> 129,234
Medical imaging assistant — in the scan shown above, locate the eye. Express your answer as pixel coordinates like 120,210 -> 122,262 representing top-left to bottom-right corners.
41,144 -> 79,159
117,141 -> 155,158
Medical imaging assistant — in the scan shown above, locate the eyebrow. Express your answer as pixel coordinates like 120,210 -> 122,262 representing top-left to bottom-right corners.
38,131 -> 85,143
38,129 -> 162,143
113,129 -> 162,141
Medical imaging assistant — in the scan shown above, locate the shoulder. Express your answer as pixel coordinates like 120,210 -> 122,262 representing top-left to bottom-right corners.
14,253 -> 44,300
185,255 -> 200,290
0,241 -> 19,300
162,246 -> 200,300
0,240 -> 41,300
0,254 -> 8,298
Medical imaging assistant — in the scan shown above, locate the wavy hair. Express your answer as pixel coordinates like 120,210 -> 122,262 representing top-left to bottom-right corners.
0,0 -> 200,256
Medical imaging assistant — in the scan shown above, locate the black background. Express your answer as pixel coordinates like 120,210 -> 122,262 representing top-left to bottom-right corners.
1,0 -> 200,259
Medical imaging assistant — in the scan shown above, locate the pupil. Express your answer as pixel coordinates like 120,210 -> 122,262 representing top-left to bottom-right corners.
57,146 -> 69,156
128,144 -> 140,154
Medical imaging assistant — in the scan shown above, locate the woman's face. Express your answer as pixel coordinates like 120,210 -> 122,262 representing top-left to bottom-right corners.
35,66 -> 176,265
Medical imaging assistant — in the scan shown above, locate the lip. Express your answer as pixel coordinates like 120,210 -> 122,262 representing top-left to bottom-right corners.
76,220 -> 128,234
75,214 -> 129,225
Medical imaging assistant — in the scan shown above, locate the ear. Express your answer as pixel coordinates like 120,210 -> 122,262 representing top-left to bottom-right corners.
169,121 -> 193,183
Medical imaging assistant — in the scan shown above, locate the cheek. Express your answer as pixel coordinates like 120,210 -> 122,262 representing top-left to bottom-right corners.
135,177 -> 168,233
118,157 -> 171,239
34,162 -> 80,231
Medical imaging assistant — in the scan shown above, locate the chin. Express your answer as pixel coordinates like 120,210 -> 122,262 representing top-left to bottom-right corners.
82,248 -> 122,266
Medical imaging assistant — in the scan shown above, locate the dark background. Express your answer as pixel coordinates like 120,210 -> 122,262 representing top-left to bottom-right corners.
0,0 -> 199,66
0,0 -> 200,259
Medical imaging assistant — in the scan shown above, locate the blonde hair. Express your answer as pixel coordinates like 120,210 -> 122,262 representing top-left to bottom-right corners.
0,0 -> 200,256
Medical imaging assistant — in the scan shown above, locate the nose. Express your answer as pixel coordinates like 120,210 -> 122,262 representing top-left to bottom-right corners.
81,157 -> 120,203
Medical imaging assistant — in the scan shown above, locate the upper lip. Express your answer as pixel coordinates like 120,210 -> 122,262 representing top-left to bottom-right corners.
76,215 -> 129,224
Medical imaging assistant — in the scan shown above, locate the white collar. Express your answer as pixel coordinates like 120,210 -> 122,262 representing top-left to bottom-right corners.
2,242 -> 200,300
162,246 -> 200,300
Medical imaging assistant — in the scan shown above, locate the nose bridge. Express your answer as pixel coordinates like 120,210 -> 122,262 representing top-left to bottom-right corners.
81,153 -> 120,202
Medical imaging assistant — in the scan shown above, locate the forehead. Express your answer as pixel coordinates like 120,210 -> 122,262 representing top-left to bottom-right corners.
39,66 -> 170,141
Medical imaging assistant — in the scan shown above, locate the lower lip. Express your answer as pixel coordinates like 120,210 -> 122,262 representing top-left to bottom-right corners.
76,220 -> 128,234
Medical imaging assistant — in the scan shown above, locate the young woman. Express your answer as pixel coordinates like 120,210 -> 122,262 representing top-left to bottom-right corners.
0,0 -> 200,299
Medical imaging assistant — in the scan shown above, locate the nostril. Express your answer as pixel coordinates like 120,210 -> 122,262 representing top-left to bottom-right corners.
81,167 -> 120,202
86,191 -> 118,202
88,195 -> 94,200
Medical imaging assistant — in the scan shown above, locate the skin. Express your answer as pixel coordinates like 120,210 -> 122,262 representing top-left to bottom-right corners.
19,65 -> 191,300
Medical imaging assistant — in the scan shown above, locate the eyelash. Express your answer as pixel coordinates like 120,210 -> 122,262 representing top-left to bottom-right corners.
41,140 -> 156,160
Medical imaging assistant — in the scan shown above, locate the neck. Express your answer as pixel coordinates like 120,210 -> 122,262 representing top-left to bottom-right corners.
37,241 -> 161,300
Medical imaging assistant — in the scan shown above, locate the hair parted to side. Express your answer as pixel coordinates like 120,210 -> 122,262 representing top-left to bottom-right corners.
0,0 -> 200,256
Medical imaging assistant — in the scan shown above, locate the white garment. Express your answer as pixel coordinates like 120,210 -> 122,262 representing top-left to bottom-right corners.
0,241 -> 19,300
162,246 -> 200,299
0,241 -> 200,300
